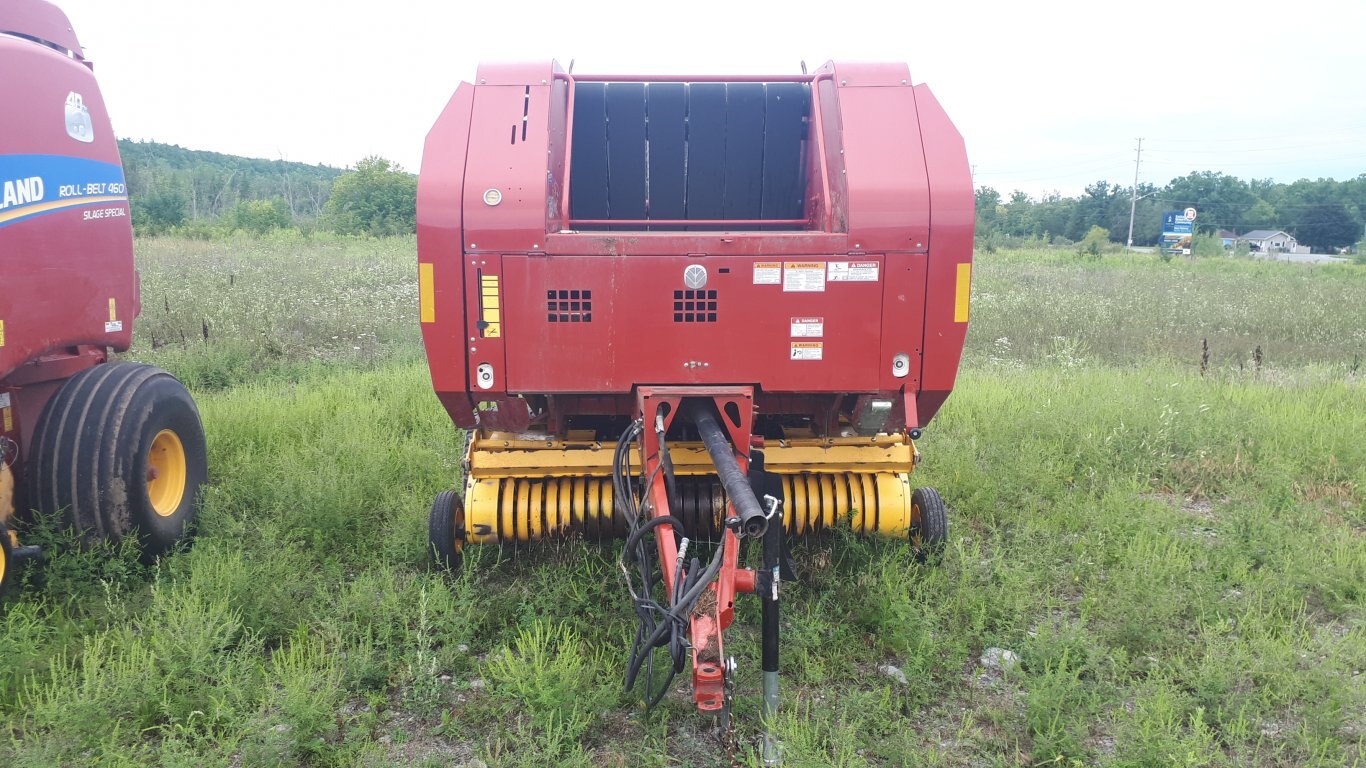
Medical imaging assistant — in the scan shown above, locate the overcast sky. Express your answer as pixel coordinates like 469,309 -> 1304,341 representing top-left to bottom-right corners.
56,0 -> 1366,197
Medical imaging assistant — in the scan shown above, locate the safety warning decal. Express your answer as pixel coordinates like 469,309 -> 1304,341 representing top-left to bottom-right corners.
0,393 -> 9,409
105,321 -> 123,333
790,317 -> 824,338
827,260 -> 879,282
790,341 -> 823,360
783,262 -> 826,292
753,261 -> 781,285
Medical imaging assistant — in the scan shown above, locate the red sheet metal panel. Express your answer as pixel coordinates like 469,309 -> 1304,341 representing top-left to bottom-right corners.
0,34 -> 134,383
913,84 -> 974,425
501,255 -> 885,394
418,84 -> 477,427
836,76 -> 930,254
461,83 -> 551,255
0,0 -> 84,58
877,252 -> 928,394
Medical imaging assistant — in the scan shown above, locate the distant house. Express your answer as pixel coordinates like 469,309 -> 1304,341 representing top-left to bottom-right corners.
1238,230 -> 1299,253
1219,229 -> 1238,248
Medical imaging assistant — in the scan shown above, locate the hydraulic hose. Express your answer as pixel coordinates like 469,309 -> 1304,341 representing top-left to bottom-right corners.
687,400 -> 768,538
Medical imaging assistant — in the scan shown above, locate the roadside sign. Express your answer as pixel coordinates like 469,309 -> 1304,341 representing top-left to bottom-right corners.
1162,211 -> 1194,256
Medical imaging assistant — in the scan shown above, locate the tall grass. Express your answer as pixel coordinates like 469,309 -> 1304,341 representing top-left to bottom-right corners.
126,232 -> 421,389
0,238 -> 1361,766
969,248 -> 1366,370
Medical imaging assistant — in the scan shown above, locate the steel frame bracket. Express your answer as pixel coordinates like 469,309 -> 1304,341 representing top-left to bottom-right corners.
635,386 -> 756,713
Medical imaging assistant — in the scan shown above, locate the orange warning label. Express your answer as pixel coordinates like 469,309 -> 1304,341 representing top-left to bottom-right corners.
790,341 -> 824,361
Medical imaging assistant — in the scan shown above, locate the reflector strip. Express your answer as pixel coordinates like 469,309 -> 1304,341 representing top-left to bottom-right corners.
954,262 -> 971,323
480,274 -> 501,337
419,263 -> 435,323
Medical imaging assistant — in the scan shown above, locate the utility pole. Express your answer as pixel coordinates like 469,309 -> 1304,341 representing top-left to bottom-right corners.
1126,138 -> 1143,249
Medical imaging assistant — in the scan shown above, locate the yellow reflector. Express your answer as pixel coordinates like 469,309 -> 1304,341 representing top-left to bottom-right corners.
419,263 -> 435,323
954,262 -> 972,323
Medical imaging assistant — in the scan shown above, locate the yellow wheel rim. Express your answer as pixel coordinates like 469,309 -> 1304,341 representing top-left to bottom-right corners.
146,429 -> 188,517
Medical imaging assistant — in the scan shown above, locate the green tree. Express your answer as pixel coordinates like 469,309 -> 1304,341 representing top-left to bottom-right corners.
118,139 -> 341,221
1078,225 -> 1110,257
1239,199 -> 1277,230
1162,171 -> 1256,233
1004,190 -> 1035,237
975,186 -> 1001,213
132,187 -> 188,234
975,186 -> 1002,233
324,156 -> 417,236
1191,232 -> 1224,258
1295,203 -> 1360,253
232,199 -> 293,234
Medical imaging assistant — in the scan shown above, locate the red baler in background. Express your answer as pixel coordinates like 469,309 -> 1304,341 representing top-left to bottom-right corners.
0,1 -> 206,593
419,60 -> 972,740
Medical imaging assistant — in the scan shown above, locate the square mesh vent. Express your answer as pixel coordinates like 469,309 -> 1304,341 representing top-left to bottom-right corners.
673,289 -> 718,323
547,289 -> 592,322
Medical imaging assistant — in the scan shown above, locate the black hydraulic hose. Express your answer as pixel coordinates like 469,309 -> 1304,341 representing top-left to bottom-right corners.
687,400 -> 768,538
658,420 -> 681,517
622,535 -> 727,700
623,514 -> 683,563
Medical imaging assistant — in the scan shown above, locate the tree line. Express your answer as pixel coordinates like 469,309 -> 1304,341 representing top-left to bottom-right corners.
975,171 -> 1366,253
120,140 -> 416,237
121,140 -> 1364,251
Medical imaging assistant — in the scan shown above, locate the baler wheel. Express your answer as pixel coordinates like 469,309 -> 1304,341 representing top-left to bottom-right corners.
26,363 -> 207,560
428,490 -> 465,571
909,487 -> 949,563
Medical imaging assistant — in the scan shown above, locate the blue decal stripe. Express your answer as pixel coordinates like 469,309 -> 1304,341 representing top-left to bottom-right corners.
0,153 -> 128,230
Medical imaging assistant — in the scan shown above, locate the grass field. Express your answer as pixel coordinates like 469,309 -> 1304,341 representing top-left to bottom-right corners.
1,237 -> 1362,767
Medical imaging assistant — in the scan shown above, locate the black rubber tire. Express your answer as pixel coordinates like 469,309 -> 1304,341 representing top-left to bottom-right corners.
27,362 -> 207,560
428,489 -> 464,571
0,520 -> 13,599
910,487 -> 949,563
